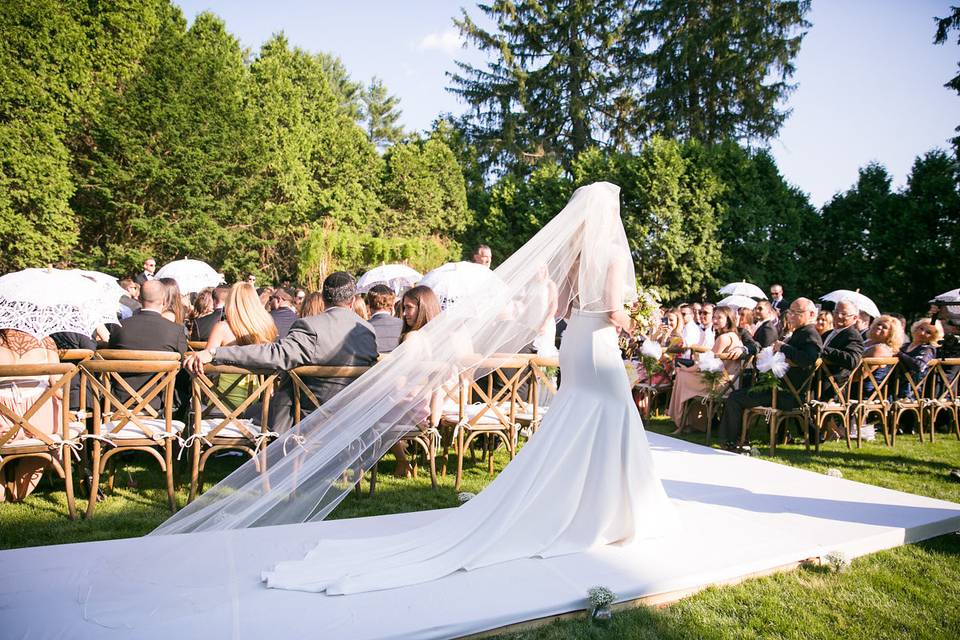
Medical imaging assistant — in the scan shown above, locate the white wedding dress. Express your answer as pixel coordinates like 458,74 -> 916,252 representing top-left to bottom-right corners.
262,308 -> 677,594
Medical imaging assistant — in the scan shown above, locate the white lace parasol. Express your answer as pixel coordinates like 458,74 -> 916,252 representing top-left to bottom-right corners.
155,259 -> 223,294
718,281 -> 766,299
357,264 -> 422,295
0,268 -> 123,338
418,261 -> 504,311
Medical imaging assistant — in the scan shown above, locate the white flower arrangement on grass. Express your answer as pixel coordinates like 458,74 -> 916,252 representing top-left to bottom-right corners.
823,550 -> 851,573
587,585 -> 617,609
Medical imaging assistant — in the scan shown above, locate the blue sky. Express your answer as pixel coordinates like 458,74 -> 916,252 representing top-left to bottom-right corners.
173,0 -> 958,207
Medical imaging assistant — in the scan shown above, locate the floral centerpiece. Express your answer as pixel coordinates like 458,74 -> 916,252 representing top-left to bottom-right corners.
619,285 -> 662,359
697,351 -> 727,403
587,585 -> 617,624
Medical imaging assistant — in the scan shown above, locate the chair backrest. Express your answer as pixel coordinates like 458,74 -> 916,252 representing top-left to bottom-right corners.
57,349 -> 95,363
816,358 -> 858,403
289,365 -> 370,424
925,358 -> 960,404
850,357 -> 900,404
458,355 -> 533,428
0,363 -> 76,448
80,351 -> 181,438
188,341 -> 206,352
192,364 -> 278,437
772,359 -> 820,409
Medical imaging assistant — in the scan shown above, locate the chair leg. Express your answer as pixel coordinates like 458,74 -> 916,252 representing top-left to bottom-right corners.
428,440 -> 438,490
369,462 -> 377,497
85,442 -> 102,519
189,442 -> 201,503
165,442 -> 176,513
455,430 -> 465,492
769,416 -> 778,455
63,448 -> 77,520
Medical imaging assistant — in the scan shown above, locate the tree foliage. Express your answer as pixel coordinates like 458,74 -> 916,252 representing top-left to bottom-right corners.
363,77 -> 405,150
634,0 -> 810,143
934,5 -> 960,153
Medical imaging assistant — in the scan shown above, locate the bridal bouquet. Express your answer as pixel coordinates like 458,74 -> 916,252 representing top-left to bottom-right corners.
619,286 -> 662,359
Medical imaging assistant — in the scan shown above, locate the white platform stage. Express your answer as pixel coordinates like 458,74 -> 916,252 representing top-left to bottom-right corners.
3,433 -> 960,639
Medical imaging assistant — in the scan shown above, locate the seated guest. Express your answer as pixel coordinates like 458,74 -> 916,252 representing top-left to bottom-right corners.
898,318 -> 941,398
189,288 -> 214,338
185,272 -> 377,434
668,306 -> 744,433
393,285 -> 441,477
118,278 -> 142,315
678,304 -> 701,358
816,309 -> 833,338
268,288 -> 299,339
366,284 -> 403,353
858,315 -> 904,397
697,304 -> 715,350
197,283 -> 277,410
158,278 -> 187,326
718,298 -> 823,449
107,280 -> 188,410
857,311 -> 875,340
300,292 -> 324,318
753,300 -> 779,348
352,295 -> 369,321
864,315 -> 904,358
0,330 -> 64,502
737,307 -> 760,356
820,299 -> 864,387
191,286 -> 229,342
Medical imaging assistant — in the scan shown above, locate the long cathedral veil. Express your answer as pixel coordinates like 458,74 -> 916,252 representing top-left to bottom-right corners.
153,181 -> 636,535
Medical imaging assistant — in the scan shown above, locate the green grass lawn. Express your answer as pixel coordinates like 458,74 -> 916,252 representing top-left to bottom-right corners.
3,417 -> 960,639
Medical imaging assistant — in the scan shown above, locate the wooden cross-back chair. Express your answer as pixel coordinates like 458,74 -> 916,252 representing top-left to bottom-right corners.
513,355 -> 558,439
849,357 -> 900,447
808,360 -> 857,451
187,364 -> 279,502
923,358 -> 960,442
680,356 -> 755,446
440,355 -> 529,491
187,341 -> 207,352
80,350 -> 182,517
741,361 -> 820,454
891,361 -> 934,443
0,363 -> 81,519
287,365 -> 371,493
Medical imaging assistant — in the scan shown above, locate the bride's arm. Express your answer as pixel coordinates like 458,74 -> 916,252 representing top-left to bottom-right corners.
604,255 -> 632,334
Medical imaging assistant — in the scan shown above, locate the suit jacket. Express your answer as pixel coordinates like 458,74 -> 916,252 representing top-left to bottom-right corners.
214,306 -> 378,432
51,332 -> 97,411
368,311 -> 404,353
738,326 -> 761,356
753,320 -> 778,349
771,297 -> 791,314
270,307 -> 298,340
191,309 -> 224,343
820,325 -> 864,383
133,271 -> 154,286
778,323 -> 823,391
108,310 -> 188,410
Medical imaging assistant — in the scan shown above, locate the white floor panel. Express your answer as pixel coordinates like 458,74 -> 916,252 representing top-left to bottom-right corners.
2,433 -> 959,639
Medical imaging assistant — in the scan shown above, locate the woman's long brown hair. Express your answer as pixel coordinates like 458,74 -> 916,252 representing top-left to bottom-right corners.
400,286 -> 440,341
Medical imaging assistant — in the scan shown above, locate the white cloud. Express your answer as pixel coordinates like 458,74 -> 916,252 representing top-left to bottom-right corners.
417,28 -> 463,55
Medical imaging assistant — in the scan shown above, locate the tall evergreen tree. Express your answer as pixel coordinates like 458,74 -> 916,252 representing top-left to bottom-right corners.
316,51 -> 365,122
449,0 -> 632,173
934,6 -> 960,154
363,77 -> 405,150
634,0 -> 810,144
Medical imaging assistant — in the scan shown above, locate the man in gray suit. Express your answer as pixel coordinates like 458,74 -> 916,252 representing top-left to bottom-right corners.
185,272 -> 378,433
365,284 -> 404,353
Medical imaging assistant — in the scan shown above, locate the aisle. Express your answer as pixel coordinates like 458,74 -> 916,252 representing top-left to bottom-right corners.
2,433 -> 959,639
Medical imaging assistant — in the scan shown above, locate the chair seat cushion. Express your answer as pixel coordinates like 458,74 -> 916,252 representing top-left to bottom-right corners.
2,423 -> 86,450
441,402 -> 512,426
101,418 -> 186,440
196,418 -> 261,440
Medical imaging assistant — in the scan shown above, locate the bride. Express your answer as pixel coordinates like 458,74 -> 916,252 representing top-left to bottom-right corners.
156,181 -> 677,595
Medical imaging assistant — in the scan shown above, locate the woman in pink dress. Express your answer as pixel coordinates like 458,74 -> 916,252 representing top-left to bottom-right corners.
667,307 -> 744,433
0,329 -> 63,501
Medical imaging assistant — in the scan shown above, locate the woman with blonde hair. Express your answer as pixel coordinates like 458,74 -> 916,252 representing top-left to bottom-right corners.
299,292 -> 324,318
897,318 -> 942,406
193,283 -> 278,408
